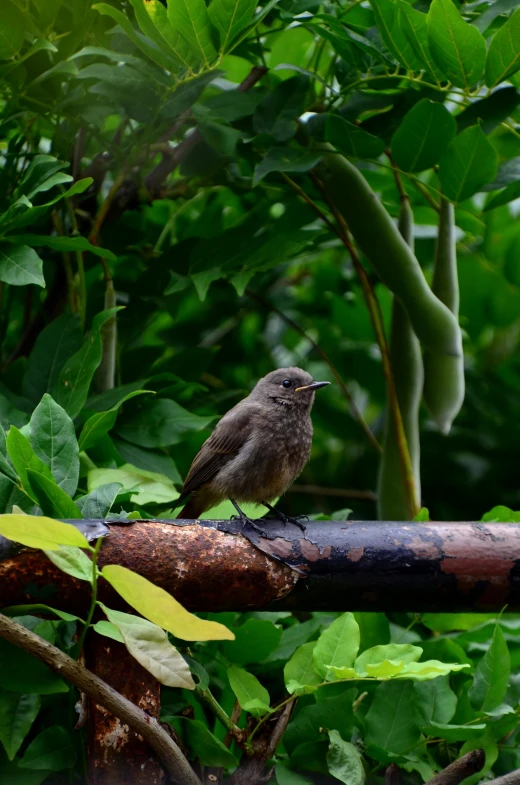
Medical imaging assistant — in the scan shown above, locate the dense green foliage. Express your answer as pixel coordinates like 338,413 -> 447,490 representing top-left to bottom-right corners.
1,0 -> 520,780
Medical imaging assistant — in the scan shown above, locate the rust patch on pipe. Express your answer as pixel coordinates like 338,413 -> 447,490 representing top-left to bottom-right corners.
86,637 -> 164,785
407,537 -> 441,560
348,547 -> 364,562
300,539 -> 321,561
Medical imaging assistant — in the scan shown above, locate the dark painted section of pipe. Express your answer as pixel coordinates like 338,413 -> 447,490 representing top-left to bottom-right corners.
1,519 -> 519,612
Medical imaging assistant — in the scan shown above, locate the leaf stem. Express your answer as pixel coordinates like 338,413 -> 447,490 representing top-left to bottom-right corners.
198,686 -> 240,735
75,537 -> 103,658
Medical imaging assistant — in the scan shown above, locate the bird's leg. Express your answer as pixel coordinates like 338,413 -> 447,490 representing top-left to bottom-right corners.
261,502 -> 307,532
229,499 -> 267,535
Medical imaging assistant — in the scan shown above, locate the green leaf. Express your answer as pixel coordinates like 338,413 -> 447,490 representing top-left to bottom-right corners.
75,483 -> 122,519
113,439 -> 181,484
469,624 -> 510,712
115,398 -> 212,448
52,308 -> 122,419
413,507 -> 430,521
254,148 -> 322,185
16,156 -> 69,201
29,394 -> 79,497
395,660 -> 469,680
365,681 -> 421,755
18,726 -> 76,771
354,644 -> 422,676
227,666 -> 271,717
0,1 -> 25,60
87,465 -> 178,506
221,618 -> 282,664
276,764 -> 313,785
284,690 -> 356,754
0,513 -> 88,549
128,0 -> 196,71
0,244 -> 44,288
427,0 -> 486,89
1,604 -> 80,623
326,115 -> 385,159
485,179 -> 520,211
0,691 -> 40,760
438,125 -> 498,202
208,0 -> 258,52
369,0 -> 423,70
101,564 -> 234,641
327,730 -> 365,785
167,717 -> 238,767
284,642 -> 322,694
413,676 -> 457,726
92,620 -> 124,642
253,76 -> 309,142
5,234 -> 117,263
398,2 -> 445,80
6,426 -> 56,503
22,315 -> 82,406
0,638 -> 68,694
482,505 -> 520,522
44,546 -> 94,583
485,8 -> 520,87
166,0 -> 218,67
93,3 -> 178,71
391,99 -> 456,173
100,605 -> 195,688
26,470 -> 83,520
0,425 -> 17,483
313,612 -> 360,680
79,390 -> 154,451
421,722 -> 487,741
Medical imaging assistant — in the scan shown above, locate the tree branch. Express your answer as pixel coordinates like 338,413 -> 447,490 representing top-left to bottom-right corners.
426,750 -> 485,785
485,770 -> 520,785
0,614 -> 201,785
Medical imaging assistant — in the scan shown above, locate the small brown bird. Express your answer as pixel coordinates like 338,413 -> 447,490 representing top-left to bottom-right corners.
176,368 -> 330,527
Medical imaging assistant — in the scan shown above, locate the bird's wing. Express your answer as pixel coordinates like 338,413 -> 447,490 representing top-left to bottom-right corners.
180,406 -> 254,496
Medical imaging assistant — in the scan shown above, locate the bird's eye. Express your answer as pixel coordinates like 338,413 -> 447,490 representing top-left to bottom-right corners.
282,379 -> 292,389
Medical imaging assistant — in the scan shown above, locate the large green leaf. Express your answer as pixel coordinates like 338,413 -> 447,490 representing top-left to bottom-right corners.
391,99 -> 456,172
129,0 -> 195,71
26,471 -> 83,520
0,1 -> 25,60
327,730 -> 365,785
87,465 -> 178,506
326,115 -> 385,159
413,676 -> 457,726
398,2 -> 445,80
313,612 -> 360,680
208,0 -> 258,52
469,624 -> 510,712
254,148 -> 322,185
365,681 -> 421,755
369,0 -> 423,70
253,76 -> 309,141
52,308 -> 122,419
167,717 -> 238,767
438,125 -> 498,202
0,691 -> 40,760
0,638 -> 68,695
5,234 -> 117,262
427,0 -> 486,88
18,726 -> 76,771
485,7 -> 520,87
284,690 -> 356,754
101,605 -> 195,688
227,665 -> 271,717
6,427 -> 54,504
75,483 -> 122,519
166,0 -> 218,67
0,244 -> 44,288
78,390 -> 154,451
115,398 -> 212,448
29,394 -> 79,497
285,642 -> 322,694
44,546 -> 94,582
22,315 -> 82,406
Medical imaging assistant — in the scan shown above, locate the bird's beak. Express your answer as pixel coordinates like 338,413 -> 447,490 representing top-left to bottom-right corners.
295,381 -> 331,392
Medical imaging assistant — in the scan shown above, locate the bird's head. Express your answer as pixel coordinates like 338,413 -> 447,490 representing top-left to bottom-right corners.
252,367 -> 330,409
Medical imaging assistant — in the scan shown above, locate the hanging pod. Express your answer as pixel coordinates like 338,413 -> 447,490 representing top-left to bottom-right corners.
378,198 -> 423,520
314,144 -> 462,358
423,198 -> 465,434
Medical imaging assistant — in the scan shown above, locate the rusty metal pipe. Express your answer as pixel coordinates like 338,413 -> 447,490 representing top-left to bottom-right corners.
1,519 -> 520,612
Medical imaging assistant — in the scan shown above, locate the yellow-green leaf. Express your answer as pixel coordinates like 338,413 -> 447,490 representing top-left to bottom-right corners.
101,564 -> 234,641
0,514 -> 89,550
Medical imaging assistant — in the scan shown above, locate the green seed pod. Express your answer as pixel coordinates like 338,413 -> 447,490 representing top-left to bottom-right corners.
378,198 -> 423,520
423,198 -> 465,434
315,145 -> 461,358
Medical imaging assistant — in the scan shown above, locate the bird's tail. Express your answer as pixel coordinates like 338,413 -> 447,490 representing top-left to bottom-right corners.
176,496 -> 205,520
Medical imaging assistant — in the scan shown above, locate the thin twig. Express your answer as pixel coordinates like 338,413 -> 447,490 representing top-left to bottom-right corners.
0,614 -> 201,785
245,287 -> 382,453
